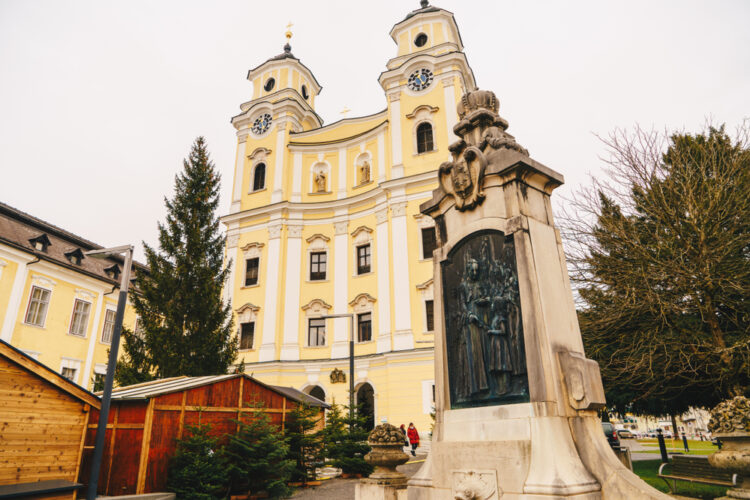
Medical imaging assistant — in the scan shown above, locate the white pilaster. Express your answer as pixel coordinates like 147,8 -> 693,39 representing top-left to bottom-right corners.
230,134 -> 248,213
271,120 -> 287,203
0,257 -> 31,343
390,200 -> 414,350
442,77 -> 459,142
223,233 -> 239,306
331,220 -> 349,358
259,222 -> 282,361
82,290 -> 105,390
377,132 -> 386,183
375,207 -> 392,353
292,152 -> 302,202
280,222 -> 302,360
337,147 -> 347,199
389,93 -> 404,179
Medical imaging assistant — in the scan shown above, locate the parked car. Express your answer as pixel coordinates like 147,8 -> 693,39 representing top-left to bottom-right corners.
602,422 -> 620,448
616,429 -> 633,439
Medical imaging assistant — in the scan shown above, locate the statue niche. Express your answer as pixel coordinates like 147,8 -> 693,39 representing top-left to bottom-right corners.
441,230 -> 528,409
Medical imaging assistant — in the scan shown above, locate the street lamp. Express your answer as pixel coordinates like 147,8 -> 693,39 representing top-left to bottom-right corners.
319,313 -> 355,423
83,244 -> 134,500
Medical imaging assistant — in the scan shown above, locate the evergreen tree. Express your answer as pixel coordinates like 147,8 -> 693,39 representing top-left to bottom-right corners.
285,403 -> 324,484
224,407 -> 293,498
167,424 -> 228,500
116,137 -> 236,384
320,401 -> 373,476
563,124 -> 750,414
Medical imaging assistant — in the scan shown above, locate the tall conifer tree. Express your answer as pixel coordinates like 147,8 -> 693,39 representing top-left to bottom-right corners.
116,137 -> 236,384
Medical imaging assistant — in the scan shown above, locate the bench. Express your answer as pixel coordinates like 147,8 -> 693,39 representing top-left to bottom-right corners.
658,454 -> 736,494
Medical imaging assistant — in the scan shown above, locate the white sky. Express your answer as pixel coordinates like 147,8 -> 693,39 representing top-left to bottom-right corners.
1,0 -> 748,261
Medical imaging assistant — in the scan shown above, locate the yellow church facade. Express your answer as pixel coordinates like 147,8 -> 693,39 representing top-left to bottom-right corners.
0,202 -> 138,392
222,2 -> 475,432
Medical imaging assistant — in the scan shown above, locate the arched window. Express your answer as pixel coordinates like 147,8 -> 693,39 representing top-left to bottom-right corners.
253,163 -> 266,191
307,385 -> 325,402
416,122 -> 434,154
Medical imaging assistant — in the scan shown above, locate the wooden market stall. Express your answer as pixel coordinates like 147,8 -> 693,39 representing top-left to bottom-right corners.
0,339 -> 100,500
77,373 -> 328,496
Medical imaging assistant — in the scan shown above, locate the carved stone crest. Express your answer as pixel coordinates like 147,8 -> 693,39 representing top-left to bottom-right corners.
330,368 -> 346,384
439,89 -> 529,212
451,470 -> 500,500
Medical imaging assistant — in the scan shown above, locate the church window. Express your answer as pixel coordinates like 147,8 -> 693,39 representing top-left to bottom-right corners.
414,33 -> 428,47
69,299 -> 91,337
61,367 -> 77,381
264,78 -> 275,92
245,257 -> 259,286
308,318 -> 326,347
417,122 -> 434,153
253,163 -> 266,191
357,244 -> 371,275
310,251 -> 327,281
302,85 -> 309,99
425,300 -> 434,332
357,312 -> 372,342
25,286 -> 51,327
421,226 -> 437,259
240,322 -> 255,350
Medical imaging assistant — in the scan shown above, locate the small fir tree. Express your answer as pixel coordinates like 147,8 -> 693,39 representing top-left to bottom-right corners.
224,406 -> 293,498
320,401 -> 373,476
285,403 -> 324,484
167,424 -> 228,500
116,137 -> 236,384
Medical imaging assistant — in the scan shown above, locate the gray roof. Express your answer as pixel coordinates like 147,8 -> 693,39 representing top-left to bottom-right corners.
108,374 -> 329,408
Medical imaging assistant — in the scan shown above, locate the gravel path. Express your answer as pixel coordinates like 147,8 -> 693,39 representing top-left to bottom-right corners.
289,454 -> 427,500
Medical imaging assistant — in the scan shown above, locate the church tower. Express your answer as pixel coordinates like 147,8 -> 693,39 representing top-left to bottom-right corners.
222,2 -> 478,434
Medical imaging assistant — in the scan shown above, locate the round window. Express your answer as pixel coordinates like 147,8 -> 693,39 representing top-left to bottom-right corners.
264,78 -> 276,92
414,33 -> 428,47
301,85 -> 309,99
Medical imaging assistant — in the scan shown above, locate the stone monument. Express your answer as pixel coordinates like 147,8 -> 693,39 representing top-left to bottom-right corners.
409,89 -> 669,499
708,396 -> 750,499
357,423 -> 411,500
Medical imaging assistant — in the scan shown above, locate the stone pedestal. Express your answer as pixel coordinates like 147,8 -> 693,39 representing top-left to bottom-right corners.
357,424 -> 411,500
708,396 -> 750,500
409,89 -> 669,500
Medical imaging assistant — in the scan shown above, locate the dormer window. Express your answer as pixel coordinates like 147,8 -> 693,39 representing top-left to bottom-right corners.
104,264 -> 121,280
29,234 -> 51,252
64,248 -> 85,266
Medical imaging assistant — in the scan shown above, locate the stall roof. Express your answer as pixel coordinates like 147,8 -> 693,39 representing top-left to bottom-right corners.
108,374 -> 328,408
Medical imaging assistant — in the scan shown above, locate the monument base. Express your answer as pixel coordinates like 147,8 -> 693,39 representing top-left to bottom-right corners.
357,482 -> 408,500
407,404 -> 669,500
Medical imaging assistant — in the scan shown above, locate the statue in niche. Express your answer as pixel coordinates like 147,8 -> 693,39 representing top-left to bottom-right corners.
359,160 -> 370,185
442,230 -> 529,409
315,170 -> 327,192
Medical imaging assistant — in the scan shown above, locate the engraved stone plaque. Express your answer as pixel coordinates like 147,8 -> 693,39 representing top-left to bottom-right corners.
441,230 -> 529,409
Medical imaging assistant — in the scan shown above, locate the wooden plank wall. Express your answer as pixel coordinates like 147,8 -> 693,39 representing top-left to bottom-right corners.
0,356 -> 88,499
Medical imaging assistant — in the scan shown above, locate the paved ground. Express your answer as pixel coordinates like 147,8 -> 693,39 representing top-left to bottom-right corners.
289,454 -> 427,499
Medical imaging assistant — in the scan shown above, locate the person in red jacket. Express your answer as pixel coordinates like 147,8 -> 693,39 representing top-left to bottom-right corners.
407,422 -> 420,456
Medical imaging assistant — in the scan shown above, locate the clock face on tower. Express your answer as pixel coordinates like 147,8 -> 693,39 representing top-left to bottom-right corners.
407,68 -> 434,91
252,113 -> 272,135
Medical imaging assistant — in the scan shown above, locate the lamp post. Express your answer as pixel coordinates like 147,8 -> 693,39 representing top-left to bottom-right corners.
83,244 -> 133,500
320,313 -> 355,422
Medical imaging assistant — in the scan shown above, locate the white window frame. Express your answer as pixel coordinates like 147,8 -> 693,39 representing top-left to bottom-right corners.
414,214 -> 437,261
235,302 -> 260,351
60,357 -> 83,385
351,226 -> 374,276
100,307 -> 117,344
24,285 -> 52,328
349,293 -> 376,344
422,379 -> 436,415
301,299 -> 332,348
306,234 -> 330,282
406,104 -> 439,156
241,242 -> 264,288
68,298 -> 92,338
416,279 -> 435,334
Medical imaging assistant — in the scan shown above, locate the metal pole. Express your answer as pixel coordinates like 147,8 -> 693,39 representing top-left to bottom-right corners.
349,314 -> 354,424
87,246 -> 133,500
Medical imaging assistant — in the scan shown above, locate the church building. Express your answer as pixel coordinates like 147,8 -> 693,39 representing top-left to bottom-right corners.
221,1 -> 476,432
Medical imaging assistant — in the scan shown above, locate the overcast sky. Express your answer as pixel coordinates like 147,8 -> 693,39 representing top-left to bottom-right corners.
1,0 -> 748,261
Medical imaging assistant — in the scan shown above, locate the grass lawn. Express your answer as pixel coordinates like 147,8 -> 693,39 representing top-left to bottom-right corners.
637,439 -> 719,455
632,459 -> 728,499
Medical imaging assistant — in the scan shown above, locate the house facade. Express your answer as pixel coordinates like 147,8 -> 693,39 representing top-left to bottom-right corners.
0,202 -> 138,391
222,2 -> 476,432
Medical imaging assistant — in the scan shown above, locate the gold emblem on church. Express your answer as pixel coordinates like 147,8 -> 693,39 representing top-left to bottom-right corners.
330,368 -> 346,384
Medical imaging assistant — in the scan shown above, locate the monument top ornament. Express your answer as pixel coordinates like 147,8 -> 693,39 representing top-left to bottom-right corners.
708,395 -> 750,435
439,89 -> 529,212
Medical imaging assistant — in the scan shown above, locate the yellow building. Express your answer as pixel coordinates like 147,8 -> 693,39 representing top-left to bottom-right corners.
0,202 -> 138,391
222,2 -> 475,433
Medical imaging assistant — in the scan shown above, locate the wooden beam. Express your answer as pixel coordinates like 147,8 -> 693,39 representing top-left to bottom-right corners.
154,404 -> 285,413
73,404 -> 90,484
104,405 -> 118,495
281,398 -> 286,431
177,392 -> 187,439
237,377 -> 244,434
86,423 -> 144,430
135,399 -> 154,494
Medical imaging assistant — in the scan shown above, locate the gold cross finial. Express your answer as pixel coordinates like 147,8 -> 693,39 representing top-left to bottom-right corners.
285,21 -> 293,40
340,106 -> 351,117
